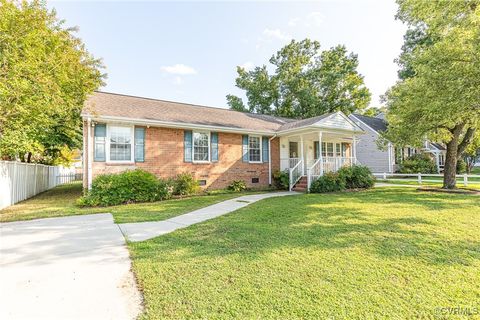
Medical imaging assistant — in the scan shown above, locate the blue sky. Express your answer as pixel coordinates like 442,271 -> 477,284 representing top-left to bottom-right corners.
49,0 -> 406,109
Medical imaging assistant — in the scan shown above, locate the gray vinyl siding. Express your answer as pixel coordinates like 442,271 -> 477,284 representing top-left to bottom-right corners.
349,116 -> 391,173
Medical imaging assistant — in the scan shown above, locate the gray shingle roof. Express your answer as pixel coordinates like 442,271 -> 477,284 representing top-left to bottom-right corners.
83,92 -> 362,134
83,92 -> 295,133
430,142 -> 446,151
351,113 -> 388,133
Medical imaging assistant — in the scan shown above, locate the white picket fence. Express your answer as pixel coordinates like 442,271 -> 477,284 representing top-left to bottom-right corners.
0,161 -> 78,210
373,172 -> 480,187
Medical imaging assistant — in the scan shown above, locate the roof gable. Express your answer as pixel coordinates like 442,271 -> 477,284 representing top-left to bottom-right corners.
315,112 -> 362,132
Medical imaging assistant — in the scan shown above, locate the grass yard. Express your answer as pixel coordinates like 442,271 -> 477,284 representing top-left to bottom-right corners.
0,182 -> 258,223
471,167 -> 480,175
129,187 -> 480,319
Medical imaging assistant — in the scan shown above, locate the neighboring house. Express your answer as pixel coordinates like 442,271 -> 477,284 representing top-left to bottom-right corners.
82,92 -> 364,191
348,113 -> 394,173
348,113 -> 447,173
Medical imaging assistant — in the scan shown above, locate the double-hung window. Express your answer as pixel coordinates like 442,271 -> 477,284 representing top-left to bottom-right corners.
322,142 -> 334,157
248,136 -> 262,162
109,126 -> 133,161
193,132 -> 210,162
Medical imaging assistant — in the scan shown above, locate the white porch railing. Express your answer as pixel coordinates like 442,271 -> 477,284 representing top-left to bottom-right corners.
306,158 -> 323,191
306,157 -> 356,191
322,157 -> 355,173
280,158 -> 301,170
289,159 -> 303,191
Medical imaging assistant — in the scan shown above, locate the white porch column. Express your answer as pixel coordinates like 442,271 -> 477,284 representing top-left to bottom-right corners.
318,131 -> 323,175
87,118 -> 93,190
300,135 -> 304,175
435,152 -> 440,173
388,142 -> 393,173
352,135 -> 357,165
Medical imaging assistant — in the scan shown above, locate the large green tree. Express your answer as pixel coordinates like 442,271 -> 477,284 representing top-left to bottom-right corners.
227,39 -> 371,118
0,0 -> 104,164
385,0 -> 480,189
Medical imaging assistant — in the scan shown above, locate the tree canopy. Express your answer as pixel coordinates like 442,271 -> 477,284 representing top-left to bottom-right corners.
384,0 -> 480,188
227,39 -> 371,118
0,0 -> 104,165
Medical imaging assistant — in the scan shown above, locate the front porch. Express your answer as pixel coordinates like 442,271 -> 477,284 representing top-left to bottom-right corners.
279,131 -> 358,191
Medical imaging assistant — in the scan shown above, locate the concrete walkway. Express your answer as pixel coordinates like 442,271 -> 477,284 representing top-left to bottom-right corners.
118,191 -> 298,242
0,214 -> 142,320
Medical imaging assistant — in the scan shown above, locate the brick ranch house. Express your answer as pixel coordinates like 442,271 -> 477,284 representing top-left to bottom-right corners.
82,92 -> 365,192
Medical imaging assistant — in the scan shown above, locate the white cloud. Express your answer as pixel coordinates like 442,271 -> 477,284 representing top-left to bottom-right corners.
305,12 -> 324,27
161,64 -> 197,75
288,18 -> 299,27
239,61 -> 255,71
262,28 -> 291,41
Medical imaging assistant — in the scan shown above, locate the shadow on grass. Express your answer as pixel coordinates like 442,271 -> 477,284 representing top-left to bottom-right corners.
131,188 -> 480,267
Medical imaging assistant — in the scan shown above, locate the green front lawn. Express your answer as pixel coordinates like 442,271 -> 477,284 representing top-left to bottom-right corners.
129,188 -> 480,319
471,167 -> 480,175
0,182 -> 259,223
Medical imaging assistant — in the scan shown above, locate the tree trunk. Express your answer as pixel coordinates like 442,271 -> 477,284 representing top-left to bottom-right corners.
443,124 -> 464,189
26,152 -> 32,163
442,125 -> 475,189
443,137 -> 459,189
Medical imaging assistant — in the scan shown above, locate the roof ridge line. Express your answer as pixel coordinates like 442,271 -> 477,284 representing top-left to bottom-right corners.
94,91 -> 293,123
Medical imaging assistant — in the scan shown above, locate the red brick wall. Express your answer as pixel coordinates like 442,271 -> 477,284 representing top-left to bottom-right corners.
86,126 -> 280,190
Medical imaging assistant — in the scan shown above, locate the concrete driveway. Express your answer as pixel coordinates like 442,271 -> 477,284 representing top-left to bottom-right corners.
0,214 -> 141,320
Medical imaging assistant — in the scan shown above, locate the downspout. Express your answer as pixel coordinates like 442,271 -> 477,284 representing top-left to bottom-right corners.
87,117 -> 93,190
268,135 -> 276,186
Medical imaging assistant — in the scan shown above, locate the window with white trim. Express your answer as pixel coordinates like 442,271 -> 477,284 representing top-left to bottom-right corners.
248,136 -> 261,162
322,142 -> 334,157
109,126 -> 133,161
193,132 -> 210,162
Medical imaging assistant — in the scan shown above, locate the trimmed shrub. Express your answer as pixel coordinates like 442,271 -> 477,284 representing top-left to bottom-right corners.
227,180 -> 247,192
309,172 -> 346,193
399,154 -> 437,174
78,169 -> 170,206
337,165 -> 375,189
456,158 -> 467,174
173,172 -> 200,196
272,170 -> 289,190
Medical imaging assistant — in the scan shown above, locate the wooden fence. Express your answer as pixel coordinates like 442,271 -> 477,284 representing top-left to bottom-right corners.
0,161 -> 79,210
